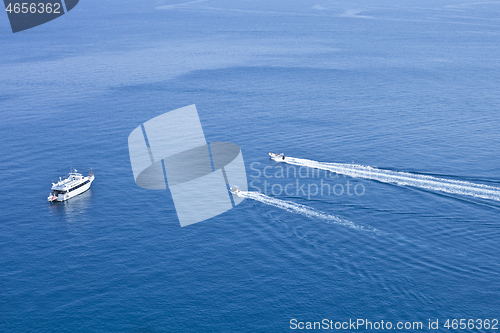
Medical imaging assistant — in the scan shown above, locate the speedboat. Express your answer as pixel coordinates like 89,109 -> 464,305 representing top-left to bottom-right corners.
229,186 -> 240,194
269,152 -> 286,161
48,169 -> 95,202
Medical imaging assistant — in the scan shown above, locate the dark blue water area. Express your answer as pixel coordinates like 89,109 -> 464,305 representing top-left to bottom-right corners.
1,1 -> 500,332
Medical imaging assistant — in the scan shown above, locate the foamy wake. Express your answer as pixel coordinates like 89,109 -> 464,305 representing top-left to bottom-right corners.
235,190 -> 372,231
283,157 -> 500,202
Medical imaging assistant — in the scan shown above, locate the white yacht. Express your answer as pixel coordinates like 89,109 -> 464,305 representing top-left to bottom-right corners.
48,169 -> 95,202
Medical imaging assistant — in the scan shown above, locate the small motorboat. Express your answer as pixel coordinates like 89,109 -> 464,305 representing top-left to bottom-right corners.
269,152 -> 286,161
229,186 -> 240,194
47,193 -> 58,202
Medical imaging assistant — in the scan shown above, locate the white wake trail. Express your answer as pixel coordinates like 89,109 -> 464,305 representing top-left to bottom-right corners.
236,190 -> 372,231
283,157 -> 500,202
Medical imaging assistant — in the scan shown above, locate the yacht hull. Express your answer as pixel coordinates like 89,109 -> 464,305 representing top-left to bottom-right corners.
53,175 -> 94,202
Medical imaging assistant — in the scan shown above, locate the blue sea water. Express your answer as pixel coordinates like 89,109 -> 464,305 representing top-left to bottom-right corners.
1,0 -> 500,332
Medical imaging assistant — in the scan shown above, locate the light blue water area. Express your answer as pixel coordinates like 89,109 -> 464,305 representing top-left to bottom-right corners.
1,0 -> 500,331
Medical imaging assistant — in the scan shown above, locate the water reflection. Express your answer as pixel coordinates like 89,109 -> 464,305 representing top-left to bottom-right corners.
48,189 -> 93,223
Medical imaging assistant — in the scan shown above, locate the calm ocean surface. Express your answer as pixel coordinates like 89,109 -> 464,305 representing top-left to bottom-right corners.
1,1 -> 500,332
